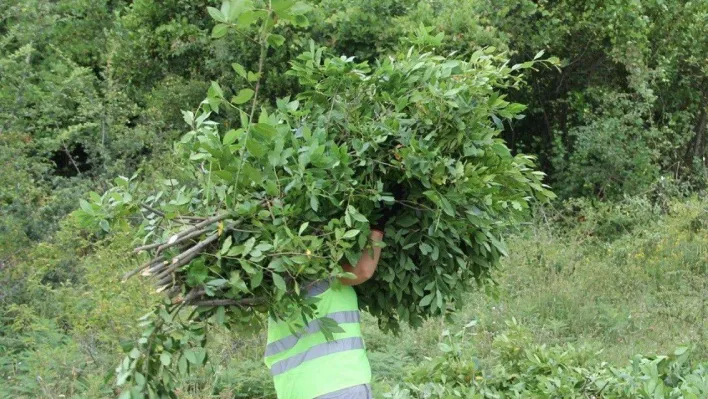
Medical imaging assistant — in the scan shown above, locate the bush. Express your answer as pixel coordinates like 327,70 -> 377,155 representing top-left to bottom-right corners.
551,91 -> 662,200
387,320 -> 708,398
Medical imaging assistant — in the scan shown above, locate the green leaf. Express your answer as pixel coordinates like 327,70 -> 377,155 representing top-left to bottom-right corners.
250,270 -> 263,289
310,194 -> 319,212
225,0 -> 251,21
211,23 -> 229,38
265,179 -> 279,196
419,293 -> 434,307
209,81 -> 224,98
243,237 -> 256,255
178,355 -> 188,375
215,306 -> 226,325
239,109 -> 250,127
119,340 -> 134,353
223,128 -> 241,145
353,213 -> 368,223
184,349 -> 197,364
237,10 -> 266,27
99,219 -> 110,232
232,63 -> 247,79
247,71 -> 260,82
187,262 -> 209,286
299,222 -> 309,235
272,0 -> 296,13
246,139 -> 267,158
346,205 -> 368,223
292,14 -> 309,27
290,2 -> 312,14
160,352 -> 171,366
440,197 -> 455,216
267,34 -> 286,47
231,88 -> 255,105
89,191 -> 102,203
221,236 -> 233,255
252,123 -> 277,140
342,229 -> 360,239
207,278 -> 228,287
134,372 -> 146,387
129,347 -> 141,359
79,199 -> 94,214
272,273 -> 287,292
193,348 -> 206,365
207,7 -> 227,22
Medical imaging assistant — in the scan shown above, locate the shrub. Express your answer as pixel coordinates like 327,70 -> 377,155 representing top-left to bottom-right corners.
386,321 -> 708,398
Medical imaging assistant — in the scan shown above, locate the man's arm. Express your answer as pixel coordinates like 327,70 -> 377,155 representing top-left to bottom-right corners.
339,230 -> 384,286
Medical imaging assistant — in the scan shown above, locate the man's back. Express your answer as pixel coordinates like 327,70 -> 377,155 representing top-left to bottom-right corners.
264,280 -> 372,399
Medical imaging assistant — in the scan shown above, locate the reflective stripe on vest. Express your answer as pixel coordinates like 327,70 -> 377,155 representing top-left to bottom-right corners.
270,336 -> 365,376
315,384 -> 372,399
264,310 -> 361,357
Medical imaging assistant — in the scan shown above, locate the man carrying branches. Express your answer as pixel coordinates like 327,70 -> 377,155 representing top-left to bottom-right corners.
264,226 -> 385,399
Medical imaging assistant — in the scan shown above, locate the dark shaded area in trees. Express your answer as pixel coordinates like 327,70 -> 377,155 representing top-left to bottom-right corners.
50,144 -> 91,177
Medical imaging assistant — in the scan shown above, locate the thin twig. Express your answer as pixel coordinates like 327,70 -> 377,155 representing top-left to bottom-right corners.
139,203 -> 204,225
398,200 -> 434,212
267,252 -> 327,259
233,8 -> 270,191
190,297 -> 265,307
140,203 -> 165,217
62,143 -> 82,176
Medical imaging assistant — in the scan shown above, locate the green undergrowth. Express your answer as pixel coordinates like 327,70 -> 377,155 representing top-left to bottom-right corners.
1,197 -> 706,398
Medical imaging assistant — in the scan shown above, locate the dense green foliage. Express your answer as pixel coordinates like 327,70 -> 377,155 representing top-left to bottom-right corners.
83,1 -> 556,393
1,0 -> 706,397
2,198 -> 705,397
2,0 -> 706,244
390,324 -> 707,398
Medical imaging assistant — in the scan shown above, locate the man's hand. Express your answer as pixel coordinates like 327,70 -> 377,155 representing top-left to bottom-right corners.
339,230 -> 384,286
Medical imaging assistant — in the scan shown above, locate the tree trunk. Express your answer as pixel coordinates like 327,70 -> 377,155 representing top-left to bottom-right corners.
685,101 -> 707,167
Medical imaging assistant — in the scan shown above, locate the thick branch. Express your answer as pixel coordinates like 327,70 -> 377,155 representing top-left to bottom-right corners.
142,260 -> 169,276
156,228 -> 210,253
171,232 -> 219,265
134,241 -> 164,254
152,233 -> 218,282
121,256 -> 164,281
156,273 -> 177,288
171,214 -> 232,242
